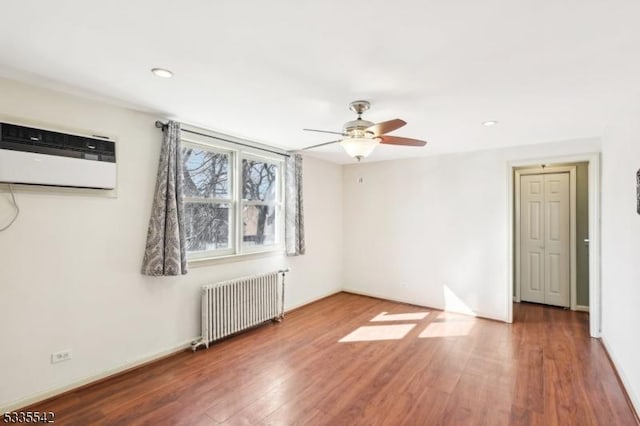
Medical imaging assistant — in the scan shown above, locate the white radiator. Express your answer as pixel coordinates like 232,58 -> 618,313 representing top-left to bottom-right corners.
192,270 -> 287,350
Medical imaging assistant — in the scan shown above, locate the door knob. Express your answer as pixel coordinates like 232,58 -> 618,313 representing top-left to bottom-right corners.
584,238 -> 590,246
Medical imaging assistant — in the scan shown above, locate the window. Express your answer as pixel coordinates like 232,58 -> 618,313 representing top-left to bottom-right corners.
181,132 -> 283,260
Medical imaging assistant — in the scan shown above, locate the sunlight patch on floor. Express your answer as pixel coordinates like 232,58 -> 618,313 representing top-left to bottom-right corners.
418,318 -> 475,338
339,324 -> 416,343
370,311 -> 429,322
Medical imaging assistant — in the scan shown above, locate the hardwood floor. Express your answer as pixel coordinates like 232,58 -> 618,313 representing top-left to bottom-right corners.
26,293 -> 637,425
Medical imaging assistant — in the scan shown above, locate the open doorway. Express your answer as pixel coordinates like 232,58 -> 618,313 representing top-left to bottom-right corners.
507,154 -> 601,338
513,162 -> 589,311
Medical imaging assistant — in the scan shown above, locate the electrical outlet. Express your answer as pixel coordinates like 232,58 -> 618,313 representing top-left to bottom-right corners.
51,349 -> 72,364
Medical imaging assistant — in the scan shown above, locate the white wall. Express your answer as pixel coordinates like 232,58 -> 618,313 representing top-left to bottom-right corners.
0,78 -> 342,411
600,98 -> 640,413
287,155 -> 343,309
342,138 -> 600,321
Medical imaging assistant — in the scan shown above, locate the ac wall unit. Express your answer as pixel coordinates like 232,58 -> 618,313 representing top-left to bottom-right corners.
0,122 -> 116,189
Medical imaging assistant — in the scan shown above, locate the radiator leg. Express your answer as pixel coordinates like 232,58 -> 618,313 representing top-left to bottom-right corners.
191,338 -> 208,352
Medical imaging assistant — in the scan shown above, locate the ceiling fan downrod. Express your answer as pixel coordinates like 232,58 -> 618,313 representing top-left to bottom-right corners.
349,100 -> 370,120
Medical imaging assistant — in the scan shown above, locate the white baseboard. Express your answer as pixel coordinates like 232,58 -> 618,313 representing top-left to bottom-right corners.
600,337 -> 640,420
342,288 -> 508,323
284,290 -> 342,313
0,338 -> 197,413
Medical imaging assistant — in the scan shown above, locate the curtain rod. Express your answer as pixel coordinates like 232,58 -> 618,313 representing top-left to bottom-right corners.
155,121 -> 290,158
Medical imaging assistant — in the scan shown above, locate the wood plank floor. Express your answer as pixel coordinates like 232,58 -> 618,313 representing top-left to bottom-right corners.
26,293 -> 637,425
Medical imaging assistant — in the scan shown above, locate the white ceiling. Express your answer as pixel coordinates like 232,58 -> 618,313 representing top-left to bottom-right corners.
1,0 -> 640,164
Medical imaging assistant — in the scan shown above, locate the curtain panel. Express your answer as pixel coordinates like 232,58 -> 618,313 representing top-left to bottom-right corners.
141,121 -> 188,276
285,153 -> 305,256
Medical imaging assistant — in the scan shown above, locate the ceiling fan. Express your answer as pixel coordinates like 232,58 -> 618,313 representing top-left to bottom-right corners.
302,100 -> 427,161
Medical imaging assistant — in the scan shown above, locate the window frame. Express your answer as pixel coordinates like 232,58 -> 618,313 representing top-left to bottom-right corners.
180,129 -> 285,261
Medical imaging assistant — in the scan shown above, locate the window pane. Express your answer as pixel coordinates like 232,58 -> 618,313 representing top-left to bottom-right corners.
243,205 -> 276,247
182,147 -> 230,198
184,202 -> 231,252
242,160 -> 277,201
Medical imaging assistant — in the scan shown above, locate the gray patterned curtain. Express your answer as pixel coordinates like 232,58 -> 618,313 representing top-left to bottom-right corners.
285,153 -> 305,256
141,121 -> 187,276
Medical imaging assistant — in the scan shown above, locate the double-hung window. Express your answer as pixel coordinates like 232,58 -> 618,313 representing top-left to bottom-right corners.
181,130 -> 284,260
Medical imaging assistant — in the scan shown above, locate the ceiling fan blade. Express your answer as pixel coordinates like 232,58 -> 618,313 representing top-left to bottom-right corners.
303,128 -> 346,136
366,119 -> 407,136
379,135 -> 427,147
302,139 -> 343,150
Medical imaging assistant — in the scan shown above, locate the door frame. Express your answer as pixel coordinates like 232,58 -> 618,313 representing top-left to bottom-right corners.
506,153 -> 601,338
514,166 -> 577,309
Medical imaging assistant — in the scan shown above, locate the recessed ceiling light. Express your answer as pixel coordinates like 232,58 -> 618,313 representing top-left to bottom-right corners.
151,68 -> 173,78
482,120 -> 498,127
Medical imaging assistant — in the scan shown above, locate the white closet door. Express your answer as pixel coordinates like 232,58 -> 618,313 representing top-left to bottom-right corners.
520,174 -> 546,304
520,173 -> 570,307
543,173 -> 570,307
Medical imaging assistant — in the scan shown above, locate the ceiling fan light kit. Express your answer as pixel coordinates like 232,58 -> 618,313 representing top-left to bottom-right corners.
302,100 -> 427,161
340,137 -> 380,161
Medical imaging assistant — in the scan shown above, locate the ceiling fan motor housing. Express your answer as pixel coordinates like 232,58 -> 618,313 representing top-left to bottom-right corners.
343,119 -> 375,138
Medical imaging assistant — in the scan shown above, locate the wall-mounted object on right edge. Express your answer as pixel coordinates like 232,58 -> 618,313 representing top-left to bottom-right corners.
637,168 -> 640,215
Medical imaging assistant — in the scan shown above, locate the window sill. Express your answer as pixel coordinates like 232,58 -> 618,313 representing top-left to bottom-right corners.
187,249 -> 286,268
